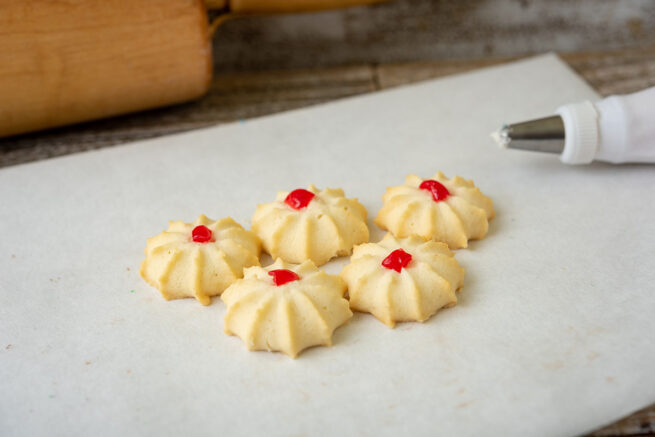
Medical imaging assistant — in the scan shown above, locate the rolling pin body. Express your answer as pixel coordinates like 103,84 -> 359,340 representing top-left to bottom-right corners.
0,0 -> 212,137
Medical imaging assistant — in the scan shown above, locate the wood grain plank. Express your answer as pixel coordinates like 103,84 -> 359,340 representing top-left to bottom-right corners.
211,0 -> 655,72
376,45 -> 655,95
562,46 -> 655,96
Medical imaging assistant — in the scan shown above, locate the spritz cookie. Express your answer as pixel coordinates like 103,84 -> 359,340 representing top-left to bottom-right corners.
375,172 -> 494,249
222,259 -> 352,358
140,215 -> 260,305
341,233 -> 465,328
252,185 -> 369,265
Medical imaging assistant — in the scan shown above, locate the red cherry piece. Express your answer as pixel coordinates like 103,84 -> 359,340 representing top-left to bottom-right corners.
268,269 -> 300,286
192,225 -> 213,243
419,179 -> 450,202
284,189 -> 315,210
381,249 -> 413,273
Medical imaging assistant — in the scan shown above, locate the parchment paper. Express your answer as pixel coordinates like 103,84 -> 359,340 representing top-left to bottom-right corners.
1,54 -> 654,437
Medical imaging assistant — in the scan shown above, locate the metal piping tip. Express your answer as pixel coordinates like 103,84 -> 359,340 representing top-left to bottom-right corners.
492,115 -> 566,154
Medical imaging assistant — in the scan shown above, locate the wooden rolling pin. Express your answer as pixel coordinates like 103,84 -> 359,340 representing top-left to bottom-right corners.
0,0 -> 385,138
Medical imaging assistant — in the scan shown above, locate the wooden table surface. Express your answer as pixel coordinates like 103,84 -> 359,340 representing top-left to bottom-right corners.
1,44 -> 653,435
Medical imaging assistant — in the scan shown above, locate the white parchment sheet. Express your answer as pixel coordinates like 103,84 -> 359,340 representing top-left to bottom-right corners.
1,54 -> 654,437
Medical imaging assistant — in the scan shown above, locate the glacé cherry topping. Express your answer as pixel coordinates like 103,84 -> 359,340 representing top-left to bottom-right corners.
268,269 -> 300,286
381,249 -> 413,273
191,225 -> 213,243
284,189 -> 315,210
419,179 -> 450,202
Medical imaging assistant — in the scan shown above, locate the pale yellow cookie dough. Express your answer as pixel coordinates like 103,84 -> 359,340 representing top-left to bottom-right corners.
341,233 -> 465,328
252,185 -> 369,266
222,259 -> 352,358
375,172 -> 494,249
140,215 -> 261,305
